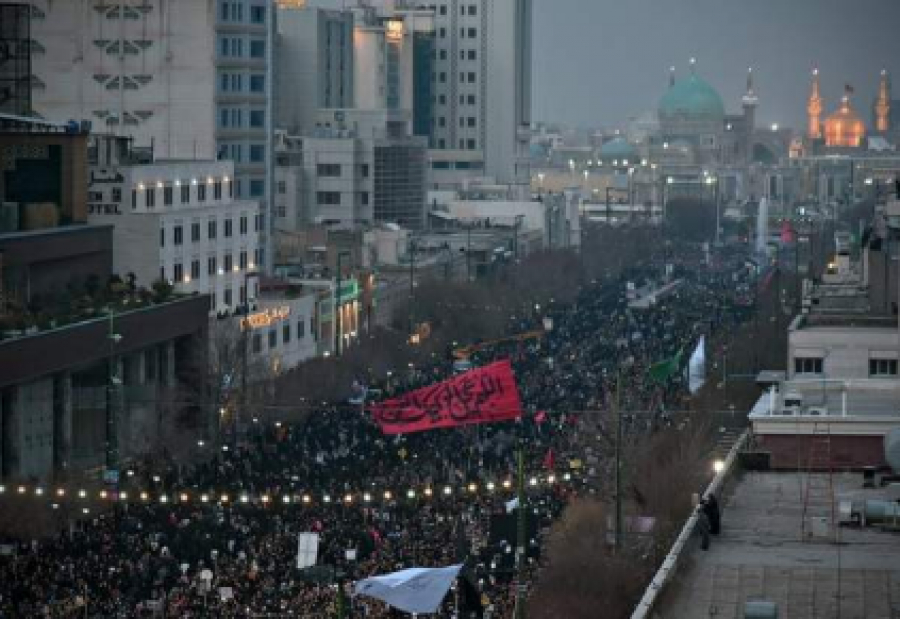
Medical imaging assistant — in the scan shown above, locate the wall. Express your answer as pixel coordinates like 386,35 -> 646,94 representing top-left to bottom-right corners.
29,0 -> 217,160
756,434 -> 887,470
788,325 -> 899,380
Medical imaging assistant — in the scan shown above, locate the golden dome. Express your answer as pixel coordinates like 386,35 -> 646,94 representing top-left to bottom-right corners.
824,94 -> 865,147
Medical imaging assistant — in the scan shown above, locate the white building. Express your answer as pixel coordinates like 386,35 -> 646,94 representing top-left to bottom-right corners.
425,0 -> 532,188
275,4 -> 354,134
26,0 -> 274,270
233,291 -> 319,377
87,136 -> 261,312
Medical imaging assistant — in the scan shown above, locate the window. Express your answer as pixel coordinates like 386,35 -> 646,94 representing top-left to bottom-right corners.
231,73 -> 242,92
224,219 -> 233,237
468,28 -> 477,38
249,145 -> 265,163
173,263 -> 183,282
173,225 -> 183,246
438,94 -> 447,105
794,357 -> 823,375
439,71 -> 446,83
468,72 -> 476,83
268,329 -> 277,349
163,185 -> 173,205
191,222 -> 201,242
240,215 -> 248,234
317,191 -> 341,205
283,324 -> 291,344
439,5 -> 446,15
250,5 -> 265,23
297,319 -> 305,338
252,332 -> 262,353
250,74 -> 265,93
132,189 -> 137,209
438,116 -> 446,127
467,139 -> 476,149
224,288 -> 233,307
214,181 -> 222,200
224,253 -> 233,272
181,184 -> 190,203
220,73 -> 229,92
159,227 -> 165,247
208,255 -> 217,276
360,191 -> 369,206
219,36 -> 229,57
250,39 -> 265,58
250,109 -> 265,127
467,94 -> 475,105
468,50 -> 476,60
220,2 -> 230,20
191,260 -> 200,279
277,181 -> 286,194
146,188 -> 156,208
198,184 -> 207,202
467,117 -> 476,127
239,250 -> 248,269
469,5 -> 477,16
870,359 -> 898,377
208,219 -> 217,239
317,163 -> 341,177
360,164 -> 369,178
250,179 -> 264,197
439,49 -> 447,60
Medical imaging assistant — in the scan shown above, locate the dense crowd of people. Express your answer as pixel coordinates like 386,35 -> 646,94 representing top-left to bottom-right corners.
0,243 -> 759,617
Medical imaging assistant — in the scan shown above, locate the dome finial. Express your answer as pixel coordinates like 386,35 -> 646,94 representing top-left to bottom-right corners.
689,57 -> 697,75
669,66 -> 676,87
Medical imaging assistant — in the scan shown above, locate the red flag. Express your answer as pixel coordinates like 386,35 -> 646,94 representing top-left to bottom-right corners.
370,360 -> 523,435
534,410 -> 547,425
780,221 -> 795,244
543,448 -> 555,470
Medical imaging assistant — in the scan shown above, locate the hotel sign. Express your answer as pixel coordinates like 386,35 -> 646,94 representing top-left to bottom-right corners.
241,306 -> 291,331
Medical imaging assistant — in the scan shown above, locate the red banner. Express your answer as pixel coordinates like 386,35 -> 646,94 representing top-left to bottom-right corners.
370,360 -> 523,435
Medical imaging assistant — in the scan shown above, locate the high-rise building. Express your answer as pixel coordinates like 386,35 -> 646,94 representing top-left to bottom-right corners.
275,4 -> 354,134
424,0 -> 531,188
0,3 -> 31,116
23,0 -> 274,272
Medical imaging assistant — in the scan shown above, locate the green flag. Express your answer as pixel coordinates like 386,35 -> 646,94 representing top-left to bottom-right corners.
649,348 -> 684,383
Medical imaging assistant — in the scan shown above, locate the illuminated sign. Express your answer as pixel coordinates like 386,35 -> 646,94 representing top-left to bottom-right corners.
386,20 -> 404,41
240,306 -> 291,330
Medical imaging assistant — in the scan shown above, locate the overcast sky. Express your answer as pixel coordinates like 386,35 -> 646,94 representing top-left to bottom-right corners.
313,0 -> 900,131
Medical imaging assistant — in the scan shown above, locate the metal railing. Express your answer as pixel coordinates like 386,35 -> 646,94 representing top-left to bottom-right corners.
630,430 -> 748,619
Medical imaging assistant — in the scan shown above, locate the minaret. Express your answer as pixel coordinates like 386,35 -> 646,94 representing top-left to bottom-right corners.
807,68 -> 823,139
876,69 -> 891,133
742,68 -> 758,161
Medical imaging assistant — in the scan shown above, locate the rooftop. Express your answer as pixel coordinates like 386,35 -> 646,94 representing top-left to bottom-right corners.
749,379 -> 900,420
658,473 -> 900,618
791,313 -> 898,331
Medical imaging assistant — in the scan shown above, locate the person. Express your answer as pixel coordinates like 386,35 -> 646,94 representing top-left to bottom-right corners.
696,503 -> 711,551
703,493 -> 721,535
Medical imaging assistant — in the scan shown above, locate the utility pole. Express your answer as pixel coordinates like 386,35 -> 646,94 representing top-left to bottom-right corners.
514,443 -> 527,619
465,226 -> 472,282
334,252 -> 348,357
614,373 -> 623,551
105,308 -> 121,492
408,239 -> 416,338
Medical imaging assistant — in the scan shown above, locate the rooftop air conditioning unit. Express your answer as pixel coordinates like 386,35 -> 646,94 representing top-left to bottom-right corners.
806,406 -> 827,417
779,408 -> 799,416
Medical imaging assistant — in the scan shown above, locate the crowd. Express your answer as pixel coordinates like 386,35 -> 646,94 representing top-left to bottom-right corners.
0,243 -> 758,618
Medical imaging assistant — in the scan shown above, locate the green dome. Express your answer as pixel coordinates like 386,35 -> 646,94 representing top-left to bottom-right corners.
659,75 -> 725,121
599,137 -> 637,160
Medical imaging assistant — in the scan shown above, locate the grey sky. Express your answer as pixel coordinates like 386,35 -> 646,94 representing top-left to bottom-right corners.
534,0 -> 900,130
311,0 -> 900,131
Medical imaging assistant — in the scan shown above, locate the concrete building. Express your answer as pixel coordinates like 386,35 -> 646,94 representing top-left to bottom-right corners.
24,0 -> 274,270
0,3 -> 32,116
282,109 -> 426,230
275,4 -> 354,134
424,0 -> 532,188
86,136 -> 261,312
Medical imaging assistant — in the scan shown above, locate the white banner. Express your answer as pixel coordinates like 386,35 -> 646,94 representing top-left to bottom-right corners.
354,564 -> 463,614
688,336 -> 706,395
296,533 -> 319,569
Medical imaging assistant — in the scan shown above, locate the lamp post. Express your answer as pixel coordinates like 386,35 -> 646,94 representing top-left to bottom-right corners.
239,270 -> 259,445
105,308 -> 122,492
705,175 -> 720,245
406,240 -> 416,339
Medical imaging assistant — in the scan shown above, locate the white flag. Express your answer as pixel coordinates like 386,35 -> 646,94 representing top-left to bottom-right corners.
688,337 -> 706,394
354,564 -> 463,614
505,498 -> 519,513
296,533 -> 319,569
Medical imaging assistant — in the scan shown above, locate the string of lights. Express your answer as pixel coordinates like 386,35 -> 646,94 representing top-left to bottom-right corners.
0,472 -> 580,511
